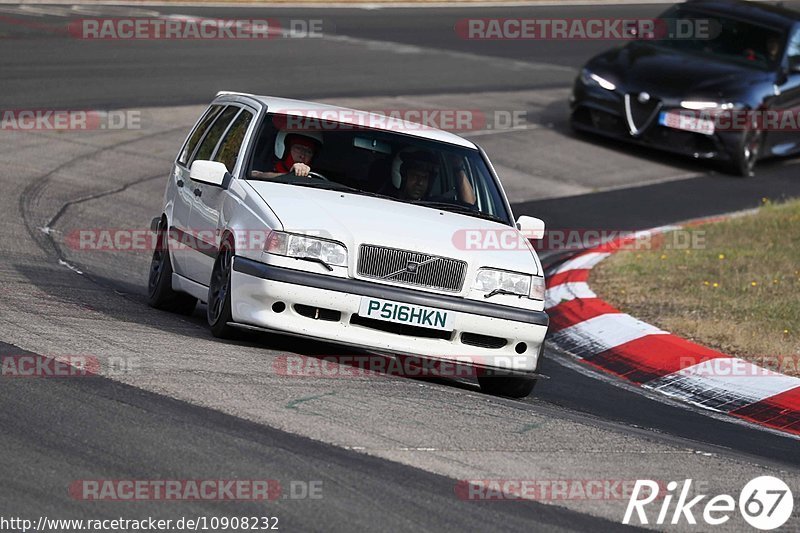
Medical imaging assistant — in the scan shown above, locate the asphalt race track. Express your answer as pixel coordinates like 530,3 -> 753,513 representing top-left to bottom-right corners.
1,3 -> 799,531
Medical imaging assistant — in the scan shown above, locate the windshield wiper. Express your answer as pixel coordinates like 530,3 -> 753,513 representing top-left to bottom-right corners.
343,189 -> 399,201
412,201 -> 506,223
484,288 -> 524,299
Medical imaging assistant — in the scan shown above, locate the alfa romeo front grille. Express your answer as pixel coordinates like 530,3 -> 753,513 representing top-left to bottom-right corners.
357,244 -> 467,292
624,93 -> 661,136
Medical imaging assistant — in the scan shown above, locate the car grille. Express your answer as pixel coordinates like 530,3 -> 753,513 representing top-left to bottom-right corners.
624,93 -> 661,135
461,332 -> 507,349
357,244 -> 467,292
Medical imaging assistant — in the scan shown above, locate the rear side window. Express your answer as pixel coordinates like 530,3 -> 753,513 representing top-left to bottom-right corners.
214,109 -> 254,173
178,105 -> 223,166
192,106 -> 240,164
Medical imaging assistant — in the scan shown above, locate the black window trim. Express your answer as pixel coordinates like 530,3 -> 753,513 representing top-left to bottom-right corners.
176,104 -> 225,169
208,107 -> 244,166
186,105 -> 240,171
209,105 -> 258,178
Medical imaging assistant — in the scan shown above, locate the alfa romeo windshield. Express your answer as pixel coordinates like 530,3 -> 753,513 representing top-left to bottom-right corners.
651,6 -> 785,69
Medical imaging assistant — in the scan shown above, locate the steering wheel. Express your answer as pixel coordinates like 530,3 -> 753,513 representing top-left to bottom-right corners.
307,171 -> 329,181
285,169 -> 330,181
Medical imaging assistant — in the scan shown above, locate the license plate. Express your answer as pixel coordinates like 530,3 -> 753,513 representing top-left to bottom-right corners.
658,111 -> 715,135
358,297 -> 455,331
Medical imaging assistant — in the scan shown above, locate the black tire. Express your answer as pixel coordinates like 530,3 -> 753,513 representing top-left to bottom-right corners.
147,219 -> 197,315
477,342 -> 543,398
207,239 -> 237,339
478,375 -> 537,398
727,120 -> 763,178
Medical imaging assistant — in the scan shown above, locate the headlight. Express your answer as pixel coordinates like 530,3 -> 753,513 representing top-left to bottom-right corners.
265,231 -> 347,267
473,268 -> 545,301
580,68 -> 616,91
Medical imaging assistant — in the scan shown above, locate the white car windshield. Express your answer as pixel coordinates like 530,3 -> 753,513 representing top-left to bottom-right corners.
247,113 -> 512,225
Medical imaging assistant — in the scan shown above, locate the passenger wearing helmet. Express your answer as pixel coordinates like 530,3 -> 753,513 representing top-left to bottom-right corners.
251,131 -> 322,179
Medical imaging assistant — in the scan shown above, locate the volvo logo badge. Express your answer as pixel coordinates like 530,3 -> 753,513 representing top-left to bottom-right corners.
638,92 -> 651,104
381,257 -> 439,280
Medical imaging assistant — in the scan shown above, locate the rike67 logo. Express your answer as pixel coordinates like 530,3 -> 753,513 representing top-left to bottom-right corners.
624,476 -> 794,530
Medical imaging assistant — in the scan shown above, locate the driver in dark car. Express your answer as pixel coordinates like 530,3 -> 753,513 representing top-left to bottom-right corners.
251,131 -> 321,179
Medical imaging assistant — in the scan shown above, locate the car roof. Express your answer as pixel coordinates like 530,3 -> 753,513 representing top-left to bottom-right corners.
684,0 -> 800,31
215,92 -> 478,150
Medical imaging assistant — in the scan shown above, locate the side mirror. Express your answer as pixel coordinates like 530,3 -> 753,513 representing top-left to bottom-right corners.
190,160 -> 230,188
516,215 -> 545,241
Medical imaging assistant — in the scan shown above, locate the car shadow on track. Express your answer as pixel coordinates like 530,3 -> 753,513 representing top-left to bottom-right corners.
17,263 -> 487,394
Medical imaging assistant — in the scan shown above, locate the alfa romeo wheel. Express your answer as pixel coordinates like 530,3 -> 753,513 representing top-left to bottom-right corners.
728,117 -> 763,178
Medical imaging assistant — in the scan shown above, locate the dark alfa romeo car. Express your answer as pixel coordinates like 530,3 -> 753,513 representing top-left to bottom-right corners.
570,0 -> 800,176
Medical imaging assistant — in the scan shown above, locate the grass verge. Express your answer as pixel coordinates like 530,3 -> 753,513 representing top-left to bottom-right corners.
591,198 -> 800,376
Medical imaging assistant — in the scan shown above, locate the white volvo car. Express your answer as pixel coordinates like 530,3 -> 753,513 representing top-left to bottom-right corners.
148,92 -> 549,397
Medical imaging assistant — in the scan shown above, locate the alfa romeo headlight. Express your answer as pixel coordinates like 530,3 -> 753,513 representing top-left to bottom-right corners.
265,231 -> 347,267
580,68 -> 616,91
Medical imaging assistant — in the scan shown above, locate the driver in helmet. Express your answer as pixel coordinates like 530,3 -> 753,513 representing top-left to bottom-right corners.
251,131 -> 321,179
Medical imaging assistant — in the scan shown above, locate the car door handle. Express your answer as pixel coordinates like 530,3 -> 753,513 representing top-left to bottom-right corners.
176,179 -> 184,188
193,188 -> 202,197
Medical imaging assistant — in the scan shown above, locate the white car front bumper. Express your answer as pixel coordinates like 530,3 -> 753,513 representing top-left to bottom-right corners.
230,257 -> 549,374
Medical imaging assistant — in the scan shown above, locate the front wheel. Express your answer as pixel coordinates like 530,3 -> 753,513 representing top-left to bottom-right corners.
207,239 -> 237,339
727,123 -> 763,178
477,342 -> 543,398
477,375 -> 537,398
